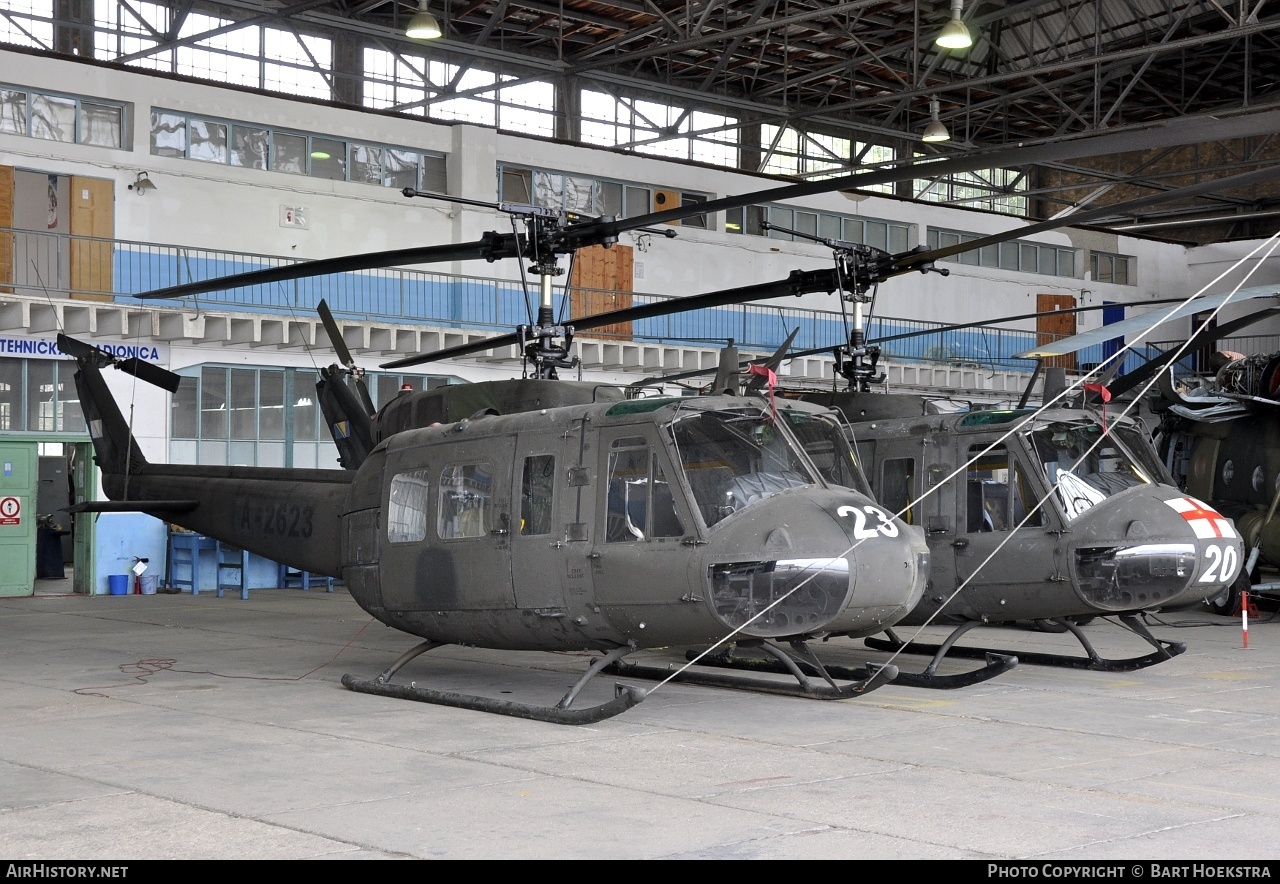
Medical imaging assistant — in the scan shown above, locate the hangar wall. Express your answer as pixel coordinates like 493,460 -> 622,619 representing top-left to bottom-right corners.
0,46 -> 1207,341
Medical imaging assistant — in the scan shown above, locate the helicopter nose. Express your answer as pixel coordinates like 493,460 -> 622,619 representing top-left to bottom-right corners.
702,491 -> 928,639
1072,543 -> 1199,611
1068,490 -> 1243,612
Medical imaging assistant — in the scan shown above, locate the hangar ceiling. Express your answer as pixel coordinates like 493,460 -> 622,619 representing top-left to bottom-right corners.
17,0 -> 1280,244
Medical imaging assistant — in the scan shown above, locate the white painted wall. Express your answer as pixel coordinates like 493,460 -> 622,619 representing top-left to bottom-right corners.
1,45 -> 1203,336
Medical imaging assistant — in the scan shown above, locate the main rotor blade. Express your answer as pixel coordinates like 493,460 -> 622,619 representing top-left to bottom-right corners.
129,233 -> 523,301
631,299 -> 1192,387
566,105 -> 1280,240
1106,306 -> 1280,398
1015,286 -> 1280,358
893,163 -> 1280,276
380,269 -> 842,370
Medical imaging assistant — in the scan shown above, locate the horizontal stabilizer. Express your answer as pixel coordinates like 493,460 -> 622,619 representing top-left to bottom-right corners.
64,499 -> 199,514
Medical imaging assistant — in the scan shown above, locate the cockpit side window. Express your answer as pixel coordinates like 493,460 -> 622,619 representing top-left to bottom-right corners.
782,409 -> 873,496
438,463 -> 493,539
604,436 -> 684,542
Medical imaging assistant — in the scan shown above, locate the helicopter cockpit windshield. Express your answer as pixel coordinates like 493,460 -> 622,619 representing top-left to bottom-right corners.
669,408 -> 819,528
1026,419 -> 1158,521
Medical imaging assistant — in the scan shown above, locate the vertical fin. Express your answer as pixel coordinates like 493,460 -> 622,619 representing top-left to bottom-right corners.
69,356 -> 148,479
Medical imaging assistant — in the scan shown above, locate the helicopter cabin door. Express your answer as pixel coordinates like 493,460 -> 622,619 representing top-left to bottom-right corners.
380,437 -> 517,612
589,427 -> 694,613
509,431 -> 571,611
952,441 -> 1051,612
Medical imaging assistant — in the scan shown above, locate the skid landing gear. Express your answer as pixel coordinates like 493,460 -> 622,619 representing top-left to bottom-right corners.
606,638 -> 899,699
342,641 -> 648,724
689,621 -> 1015,689
864,613 -> 1186,672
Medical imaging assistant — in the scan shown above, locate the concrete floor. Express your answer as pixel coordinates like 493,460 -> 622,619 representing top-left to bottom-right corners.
2,585 -> 1279,860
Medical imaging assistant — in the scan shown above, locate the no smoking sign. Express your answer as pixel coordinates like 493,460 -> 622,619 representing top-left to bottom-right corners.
0,496 -> 21,526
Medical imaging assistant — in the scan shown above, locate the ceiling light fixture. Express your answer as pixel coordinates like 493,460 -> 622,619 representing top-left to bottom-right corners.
922,99 -> 950,142
406,0 -> 442,40
936,0 -> 973,50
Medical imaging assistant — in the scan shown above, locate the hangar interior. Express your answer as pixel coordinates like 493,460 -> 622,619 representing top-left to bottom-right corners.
2,0 -> 1280,597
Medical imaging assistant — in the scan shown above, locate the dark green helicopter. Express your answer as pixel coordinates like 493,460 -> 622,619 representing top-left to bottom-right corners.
1025,281 -> 1280,615
635,194 -> 1264,679
64,113 -> 1280,718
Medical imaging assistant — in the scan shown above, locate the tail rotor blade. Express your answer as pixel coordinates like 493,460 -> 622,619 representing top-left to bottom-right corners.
745,327 -> 800,392
353,376 -> 376,416
318,299 -> 356,370
120,358 -> 184,394
60,333 -> 184,394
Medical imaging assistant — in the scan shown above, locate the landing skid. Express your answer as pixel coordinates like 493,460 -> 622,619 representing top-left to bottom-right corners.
686,642 -> 1013,690
686,620 -> 1015,689
605,638 -> 899,699
341,641 -> 648,725
864,614 -> 1187,672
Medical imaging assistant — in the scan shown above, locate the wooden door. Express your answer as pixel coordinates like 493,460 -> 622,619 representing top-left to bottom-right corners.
1036,293 -> 1077,370
0,165 -> 11,294
570,244 -> 633,339
69,175 -> 113,301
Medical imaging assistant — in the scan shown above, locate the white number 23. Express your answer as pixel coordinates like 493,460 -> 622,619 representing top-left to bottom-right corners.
837,505 -> 900,539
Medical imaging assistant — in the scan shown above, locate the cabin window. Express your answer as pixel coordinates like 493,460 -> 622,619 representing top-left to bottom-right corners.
966,445 -> 1011,532
965,445 -> 1045,531
439,463 -> 493,539
605,437 -> 684,542
387,469 -> 432,544
881,458 -> 916,525
521,454 -> 555,536
1013,464 -> 1047,528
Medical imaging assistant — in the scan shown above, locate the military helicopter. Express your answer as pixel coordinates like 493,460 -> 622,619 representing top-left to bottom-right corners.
66,328 -> 934,722
1024,271 -> 1280,616
67,113 -> 1280,717
633,214 -> 1255,677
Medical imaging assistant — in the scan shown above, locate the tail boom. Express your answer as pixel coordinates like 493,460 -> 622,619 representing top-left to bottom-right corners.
72,354 -> 353,577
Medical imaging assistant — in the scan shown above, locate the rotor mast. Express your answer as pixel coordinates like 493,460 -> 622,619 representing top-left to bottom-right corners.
404,188 -> 644,379
760,221 -> 950,392
519,211 -> 579,380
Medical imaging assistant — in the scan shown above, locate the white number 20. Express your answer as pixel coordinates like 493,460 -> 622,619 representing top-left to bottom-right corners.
837,504 -> 900,539
1199,544 -> 1239,584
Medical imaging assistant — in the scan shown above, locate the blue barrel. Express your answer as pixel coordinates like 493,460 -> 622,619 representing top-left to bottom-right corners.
108,574 -> 129,595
